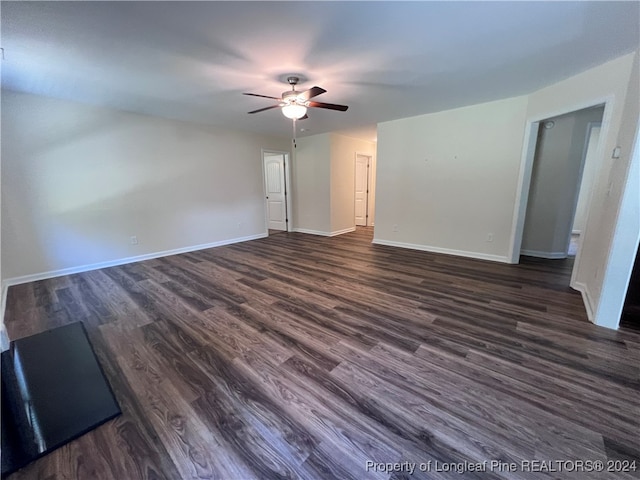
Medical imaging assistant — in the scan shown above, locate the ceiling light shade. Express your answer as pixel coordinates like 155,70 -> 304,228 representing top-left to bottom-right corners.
282,103 -> 307,119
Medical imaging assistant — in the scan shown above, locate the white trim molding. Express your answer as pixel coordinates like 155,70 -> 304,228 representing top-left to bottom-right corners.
372,239 -> 510,263
2,233 -> 268,288
292,228 -> 331,236
571,281 -> 596,323
293,227 -> 356,237
520,249 -> 568,259
330,227 -> 356,237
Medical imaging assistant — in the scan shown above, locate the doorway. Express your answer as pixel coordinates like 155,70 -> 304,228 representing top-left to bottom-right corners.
519,105 -> 604,261
262,150 -> 292,234
355,153 -> 374,226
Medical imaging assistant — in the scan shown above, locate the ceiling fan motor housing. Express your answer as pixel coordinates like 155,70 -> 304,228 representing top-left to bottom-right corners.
282,90 -> 305,105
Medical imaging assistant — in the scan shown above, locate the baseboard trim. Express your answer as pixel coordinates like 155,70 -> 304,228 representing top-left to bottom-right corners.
372,238 -> 510,263
520,249 -> 568,259
2,233 -> 268,288
572,281 -> 596,324
329,227 -> 356,237
292,228 -> 330,236
293,227 -> 356,237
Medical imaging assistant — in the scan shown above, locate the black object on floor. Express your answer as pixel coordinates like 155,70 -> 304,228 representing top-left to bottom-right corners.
1,322 -> 121,477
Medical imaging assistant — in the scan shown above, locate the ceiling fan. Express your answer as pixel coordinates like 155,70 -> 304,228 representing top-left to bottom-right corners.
244,76 -> 349,120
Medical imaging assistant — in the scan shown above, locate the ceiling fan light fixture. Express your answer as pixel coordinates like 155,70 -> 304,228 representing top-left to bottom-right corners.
245,76 -> 347,119
281,103 -> 307,119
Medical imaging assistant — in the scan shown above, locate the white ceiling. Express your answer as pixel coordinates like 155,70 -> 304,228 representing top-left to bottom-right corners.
2,1 -> 638,141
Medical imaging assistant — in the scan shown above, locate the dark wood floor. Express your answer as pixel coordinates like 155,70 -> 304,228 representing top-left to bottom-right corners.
4,227 -> 640,479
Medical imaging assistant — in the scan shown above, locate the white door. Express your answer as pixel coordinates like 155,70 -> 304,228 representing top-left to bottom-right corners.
264,154 -> 287,231
355,154 -> 370,226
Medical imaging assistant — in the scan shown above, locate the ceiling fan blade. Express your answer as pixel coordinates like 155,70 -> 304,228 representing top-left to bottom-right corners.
297,86 -> 326,101
307,101 -> 349,112
243,93 -> 281,100
248,105 -> 281,114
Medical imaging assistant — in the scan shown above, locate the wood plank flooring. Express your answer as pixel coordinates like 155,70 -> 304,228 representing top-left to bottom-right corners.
4,227 -> 640,479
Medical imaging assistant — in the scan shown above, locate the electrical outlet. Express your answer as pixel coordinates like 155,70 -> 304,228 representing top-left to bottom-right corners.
612,146 -> 621,159
130,235 -> 138,245
486,233 -> 494,242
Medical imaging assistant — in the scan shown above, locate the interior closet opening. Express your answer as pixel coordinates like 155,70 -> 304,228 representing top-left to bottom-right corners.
519,105 -> 605,267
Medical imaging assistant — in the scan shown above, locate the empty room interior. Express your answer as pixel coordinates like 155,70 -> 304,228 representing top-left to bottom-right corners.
1,2 -> 640,479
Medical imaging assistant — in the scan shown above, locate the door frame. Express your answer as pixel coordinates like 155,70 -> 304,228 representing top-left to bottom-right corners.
354,151 -> 375,227
354,152 -> 371,226
572,121 -> 602,237
560,117 -> 604,257
261,149 -> 293,233
508,96 -> 613,266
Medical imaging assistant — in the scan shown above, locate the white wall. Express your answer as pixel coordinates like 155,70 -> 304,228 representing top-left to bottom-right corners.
593,50 -> 640,329
521,106 -> 604,257
330,134 -> 376,234
374,96 -> 529,262
1,91 -> 290,282
523,51 -> 637,326
292,134 -> 331,234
